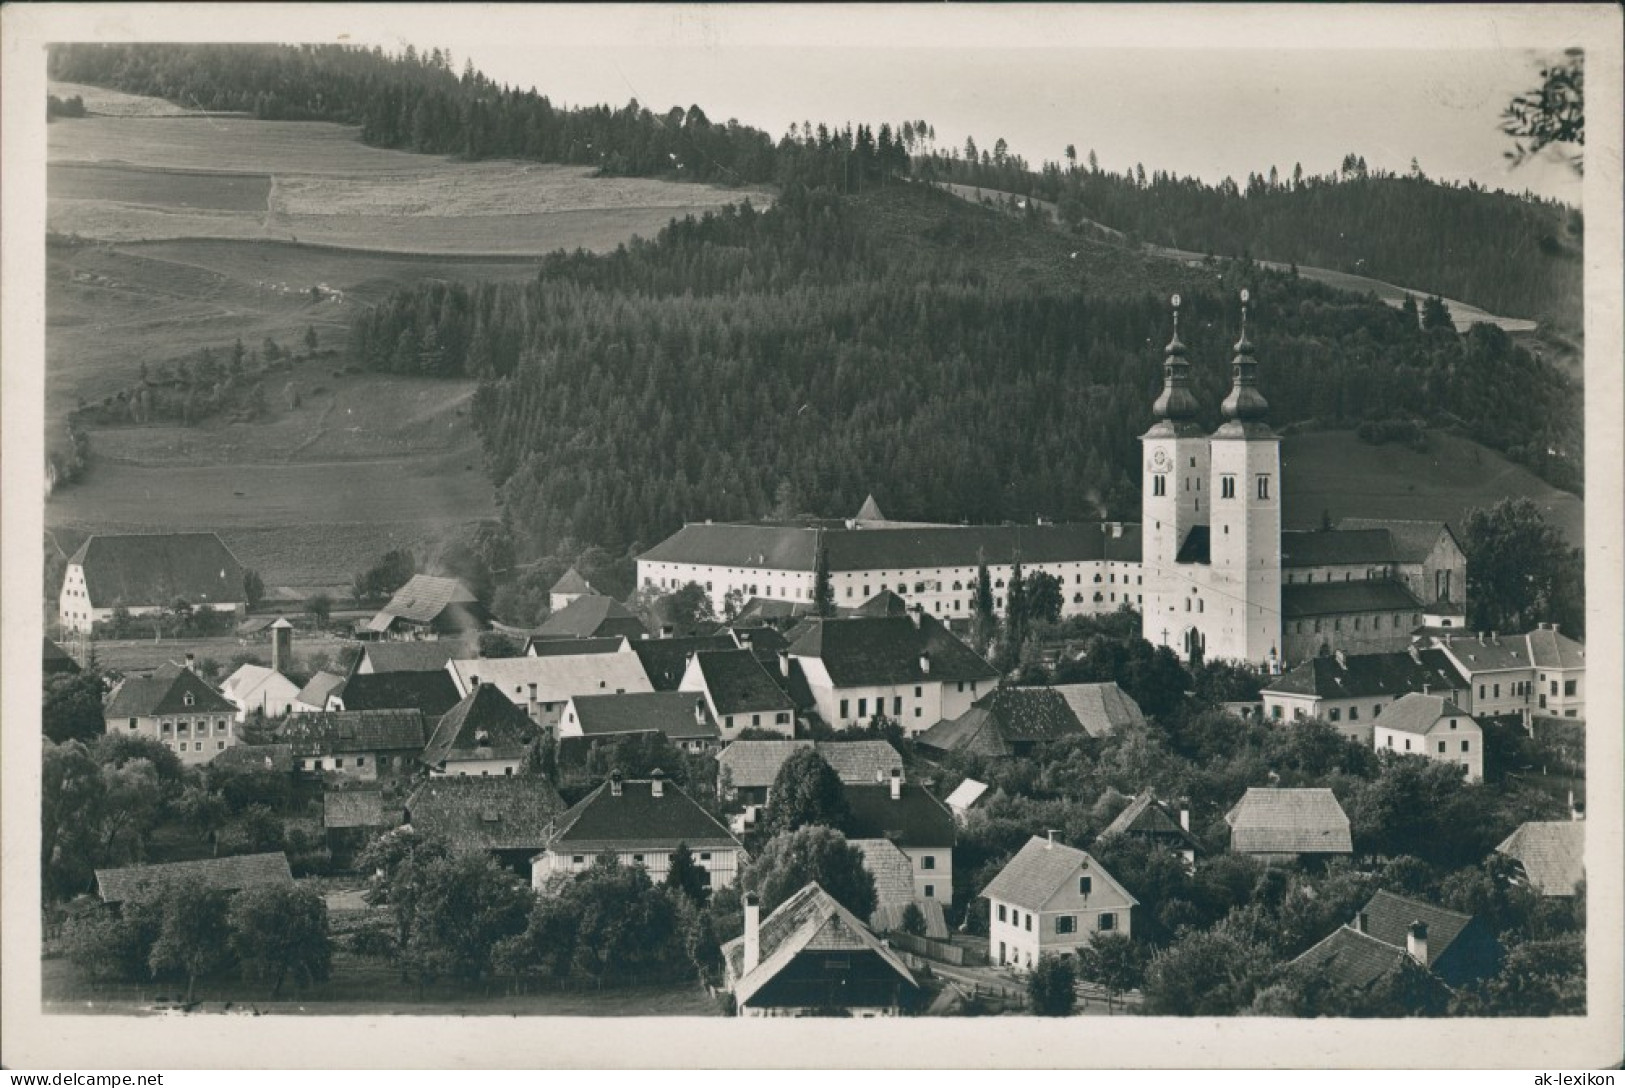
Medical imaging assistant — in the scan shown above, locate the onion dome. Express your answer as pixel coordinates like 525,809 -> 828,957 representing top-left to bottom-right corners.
1219,290 -> 1271,430
1150,295 -> 1201,424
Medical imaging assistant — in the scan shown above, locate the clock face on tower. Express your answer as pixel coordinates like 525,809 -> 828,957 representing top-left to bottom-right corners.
1151,448 -> 1170,472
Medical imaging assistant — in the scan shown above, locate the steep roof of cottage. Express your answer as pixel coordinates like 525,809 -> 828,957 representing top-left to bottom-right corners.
716,740 -> 904,790
525,635 -> 629,658
917,686 -> 1089,756
838,784 -> 955,849
1336,518 -> 1457,563
717,740 -> 814,789
1264,649 -> 1468,700
211,742 -> 296,775
1496,821 -> 1585,895
915,708 -> 1011,758
853,590 -> 911,617
536,596 -> 649,640
70,532 -> 245,608
980,835 -> 1137,913
43,638 -> 80,674
422,684 -> 538,767
692,649 -> 795,715
104,668 -> 235,719
1281,579 -> 1424,619
1225,788 -> 1353,855
334,669 -> 462,717
449,652 -> 654,706
96,852 -> 292,903
545,777 -> 738,853
296,670 -> 347,709
221,663 -> 300,705
323,790 -> 388,829
549,567 -> 595,595
730,625 -> 789,653
1524,626 -> 1586,670
630,636 -> 741,695
569,691 -> 719,742
375,574 -> 480,625
406,776 -> 566,853
276,709 -> 428,756
1050,682 -> 1147,737
1280,529 -> 1398,568
850,838 -> 919,912
1376,692 -> 1473,736
1100,790 -> 1203,852
1291,925 -> 1410,991
723,882 -> 917,1007
359,639 -> 475,675
1358,890 -> 1475,960
789,614 -> 996,688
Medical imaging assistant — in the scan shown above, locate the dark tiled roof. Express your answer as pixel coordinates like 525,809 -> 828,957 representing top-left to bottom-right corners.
1359,890 -> 1473,959
1100,790 -> 1203,852
1280,529 -> 1396,567
1524,627 -> 1586,669
717,740 -> 814,788
1281,579 -> 1423,619
639,523 -> 818,571
334,669 -> 462,716
525,635 -> 629,658
70,532 -> 244,608
569,691 -> 719,741
1263,649 -> 1468,700
211,742 -> 295,774
717,740 -> 903,790
1225,788 -> 1352,855
323,790 -> 388,829
1337,518 -> 1457,564
789,614 -> 996,688
550,568 -> 595,595
377,575 -> 480,625
104,668 -> 235,719
359,639 -> 474,675
1376,692 -> 1472,736
277,709 -> 427,756
96,852 -> 292,903
1050,683 -> 1147,737
536,596 -> 649,640
1496,821 -> 1584,895
547,777 -> 739,852
1176,525 -> 1211,565
854,590 -> 911,617
973,687 -> 1087,743
633,635 -> 738,691
422,685 -> 538,767
838,784 -> 955,849
694,649 -> 794,715
43,638 -> 81,674
730,626 -> 789,653
980,835 -> 1137,913
724,882 -> 917,1006
1292,926 -> 1409,991
406,776 -> 566,853
296,671 -> 347,708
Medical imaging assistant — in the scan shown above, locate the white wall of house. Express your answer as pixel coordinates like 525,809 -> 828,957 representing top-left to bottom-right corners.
60,562 -> 238,635
533,845 -> 742,891
904,846 -> 951,903
108,711 -> 236,766
677,658 -> 794,741
1375,716 -> 1483,782
431,757 -> 522,778
790,656 -> 982,735
1537,666 -> 1585,719
987,883 -> 1134,970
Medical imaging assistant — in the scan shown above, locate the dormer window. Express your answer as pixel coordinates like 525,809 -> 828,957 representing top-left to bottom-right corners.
183,692 -> 195,707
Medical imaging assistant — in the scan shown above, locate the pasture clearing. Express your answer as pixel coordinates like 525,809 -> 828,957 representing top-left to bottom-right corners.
51,163 -> 271,212
47,80 -> 218,117
86,634 -> 358,675
1281,430 -> 1583,546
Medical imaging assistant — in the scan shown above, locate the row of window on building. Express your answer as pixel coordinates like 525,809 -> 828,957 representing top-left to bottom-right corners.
1151,474 -> 1270,500
996,901 -> 1117,933
1288,613 -> 1424,635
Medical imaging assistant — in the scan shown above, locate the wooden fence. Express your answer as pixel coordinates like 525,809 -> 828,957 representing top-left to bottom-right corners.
886,932 -> 986,966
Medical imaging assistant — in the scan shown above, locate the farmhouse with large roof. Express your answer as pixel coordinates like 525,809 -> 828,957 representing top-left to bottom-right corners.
60,532 -> 245,635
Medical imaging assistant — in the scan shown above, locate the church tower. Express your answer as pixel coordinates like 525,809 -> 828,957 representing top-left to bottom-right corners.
1140,295 -> 1211,657
1206,290 -> 1282,669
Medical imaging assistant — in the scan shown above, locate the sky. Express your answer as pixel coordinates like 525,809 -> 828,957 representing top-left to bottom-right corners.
337,5 -> 1586,205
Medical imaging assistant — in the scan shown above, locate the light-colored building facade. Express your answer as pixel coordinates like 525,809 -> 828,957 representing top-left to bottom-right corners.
982,836 -> 1138,970
1430,625 -> 1586,720
1374,693 -> 1484,782
445,653 -> 654,736
60,532 -> 245,635
103,664 -> 239,766
1261,646 -> 1471,745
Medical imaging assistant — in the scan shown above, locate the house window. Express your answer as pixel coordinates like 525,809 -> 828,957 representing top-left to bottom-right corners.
633,854 -> 644,864
998,904 -> 1007,922
752,714 -> 760,727
161,722 -> 172,734
1221,476 -> 1236,499
776,712 -> 790,725
915,686 -> 922,698
921,855 -> 936,870
726,715 -> 735,730
1257,475 -> 1270,500
1565,680 -> 1577,696
129,718 -> 138,730
1079,876 -> 1092,895
1098,913 -> 1116,932
957,682 -> 965,693
357,757 -> 366,767
924,884 -> 935,898
1056,915 -> 1077,935
178,742 -> 188,752
857,698 -> 867,718
1404,739 -> 1411,751
1374,704 -> 1382,717
1349,707 -> 1359,721
217,741 -> 225,750
840,699 -> 849,718
1493,683 -> 1500,699
700,853 -> 712,861
894,697 -> 902,716
1153,475 -> 1167,497
1024,914 -> 1033,932
572,855 -> 585,865
1438,741 -> 1447,753
183,692 -> 195,707
1329,708 -> 1341,722
1387,736 -> 1394,747
336,758 -> 345,768
1479,684 -> 1485,700
1461,740 -> 1470,753
1271,705 -> 1283,720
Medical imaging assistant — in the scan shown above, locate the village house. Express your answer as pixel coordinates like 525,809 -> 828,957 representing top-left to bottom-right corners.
916,686 -> 1090,759
855,838 -> 951,939
716,739 -> 904,807
1048,682 -> 1147,737
787,610 -> 997,734
103,662 -> 239,766
631,633 -> 739,690
722,883 -> 921,1017
1496,820 -> 1585,896
276,709 -> 429,778
210,741 -> 295,776
445,652 -> 655,736
422,683 -> 541,776
1098,790 -> 1203,869
524,634 -> 631,658
558,691 -> 720,753
981,834 -> 1139,970
1373,692 -> 1484,782
95,852 -> 293,905
533,595 -> 649,641
1261,646 -> 1471,743
1427,624 -> 1586,721
838,770 -> 956,903
679,649 -> 797,741
353,637 -> 476,675
404,775 -> 567,879
220,663 -> 302,721
1224,787 -> 1353,863
365,574 -> 488,640
548,567 -> 597,612
294,670 -> 347,713
531,770 -> 743,891
59,531 -> 246,636
1355,890 -> 1501,988
325,668 -> 463,718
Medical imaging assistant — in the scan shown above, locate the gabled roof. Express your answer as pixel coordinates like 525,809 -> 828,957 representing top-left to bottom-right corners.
1433,632 -> 1537,673
1050,682 -> 1147,737
96,852 -> 292,903
422,684 -> 538,767
545,777 -> 739,853
856,494 -> 886,522
104,668 -> 235,719
550,567 -> 595,595
1264,649 -> 1468,701
1280,529 -> 1397,568
43,638 -> 81,674
536,596 -> 649,640
276,709 -> 428,756
333,669 -> 462,717
850,838 -> 919,912
916,708 -> 1011,758
980,835 -> 1138,914
838,784 -> 955,849
1524,626 -> 1586,670
1337,518 -> 1458,564
211,742 -> 295,775
1100,790 -> 1203,852
406,776 -> 566,853
1281,579 -> 1424,619
525,635 -> 629,658
569,691 -> 719,742
789,614 -> 996,688
639,523 -> 819,571
633,634 -> 738,691
871,899 -> 950,941
1376,692 -> 1474,736
323,790 -> 388,829
691,649 -> 795,715
1291,925 -> 1410,991
815,741 -> 905,784
448,653 -> 654,705
717,740 -> 814,788
853,590 -> 911,617
716,740 -> 903,790
1496,821 -> 1585,895
221,663 -> 300,705
359,639 -> 475,675
375,574 -> 480,625
724,882 -> 917,1007
69,532 -> 245,608
1358,890 -> 1473,960
296,670 -> 347,709
944,778 -> 989,813
964,687 -> 1086,744
730,626 -> 789,654
1225,788 -> 1352,855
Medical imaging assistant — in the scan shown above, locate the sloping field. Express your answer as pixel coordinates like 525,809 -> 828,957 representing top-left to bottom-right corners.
52,163 -> 272,211
48,79 -> 224,117
1281,430 -> 1583,547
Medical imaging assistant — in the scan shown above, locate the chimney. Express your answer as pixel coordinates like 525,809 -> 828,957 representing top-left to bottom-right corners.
919,650 -> 932,676
889,767 -> 902,801
1550,624 -> 1559,636
778,649 -> 790,678
610,769 -> 623,798
184,652 -> 197,673
1408,644 -> 1421,665
694,697 -> 707,726
743,893 -> 762,974
1355,911 -> 1368,934
1492,631 -> 1499,644
1045,829 -> 1056,849
1477,631 -> 1485,645
909,605 -> 923,630
1335,650 -> 1347,670
1406,921 -> 1429,966
650,768 -> 665,798
661,624 -> 675,639
1179,808 -> 1190,832
1422,682 -> 1430,696
471,674 -> 480,688
1444,633 -> 1452,647
271,620 -> 292,675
